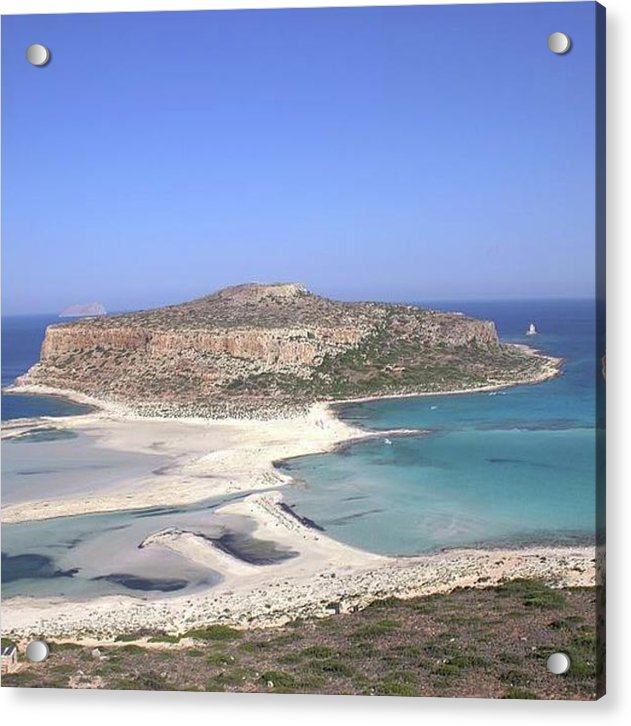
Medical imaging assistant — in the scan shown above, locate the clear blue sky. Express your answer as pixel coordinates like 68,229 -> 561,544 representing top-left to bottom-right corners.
2,3 -> 598,314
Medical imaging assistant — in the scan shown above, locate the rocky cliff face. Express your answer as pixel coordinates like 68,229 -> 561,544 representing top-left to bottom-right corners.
19,283 -> 557,418
39,324 -> 365,371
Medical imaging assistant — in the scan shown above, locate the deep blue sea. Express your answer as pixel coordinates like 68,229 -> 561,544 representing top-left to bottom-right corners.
280,299 -> 604,555
1,315 -> 95,420
1,300 -> 604,597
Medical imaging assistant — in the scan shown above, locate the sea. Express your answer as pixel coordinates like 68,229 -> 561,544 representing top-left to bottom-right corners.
1,300 -> 604,598
1,315 -> 95,420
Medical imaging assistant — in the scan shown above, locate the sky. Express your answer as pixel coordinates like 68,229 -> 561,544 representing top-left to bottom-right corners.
1,2 -> 599,314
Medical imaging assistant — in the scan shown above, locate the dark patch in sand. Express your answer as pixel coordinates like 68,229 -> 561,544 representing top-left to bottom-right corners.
212,532 -> 298,565
94,573 -> 188,592
279,502 -> 325,532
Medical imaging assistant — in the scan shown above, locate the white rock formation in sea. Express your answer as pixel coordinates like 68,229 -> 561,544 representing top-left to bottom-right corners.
60,303 -> 107,318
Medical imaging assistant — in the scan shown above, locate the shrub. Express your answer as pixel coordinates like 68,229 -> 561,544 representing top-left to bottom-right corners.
182,625 -> 242,641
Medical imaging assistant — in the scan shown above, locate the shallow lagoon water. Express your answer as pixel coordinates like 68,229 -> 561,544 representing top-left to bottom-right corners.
2,502 -> 224,599
280,300 -> 601,556
280,425 -> 595,555
1,429 -> 170,506
1,495 -> 295,599
0,309 -> 295,599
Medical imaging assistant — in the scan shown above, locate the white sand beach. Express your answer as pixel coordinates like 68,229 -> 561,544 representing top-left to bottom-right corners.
1,385 -> 595,641
1,399 -> 376,524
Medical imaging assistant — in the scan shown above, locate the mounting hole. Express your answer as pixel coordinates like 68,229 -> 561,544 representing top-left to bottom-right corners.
26,44 -> 51,67
26,640 -> 50,662
547,32 -> 572,55
546,652 -> 571,674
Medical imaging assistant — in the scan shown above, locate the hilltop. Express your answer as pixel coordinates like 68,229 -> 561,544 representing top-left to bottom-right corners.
17,283 -> 559,418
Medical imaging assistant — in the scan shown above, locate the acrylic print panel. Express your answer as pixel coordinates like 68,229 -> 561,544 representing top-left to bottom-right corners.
1,2 -> 605,699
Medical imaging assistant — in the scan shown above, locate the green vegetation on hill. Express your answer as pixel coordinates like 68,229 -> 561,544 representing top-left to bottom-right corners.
3,581 -> 601,699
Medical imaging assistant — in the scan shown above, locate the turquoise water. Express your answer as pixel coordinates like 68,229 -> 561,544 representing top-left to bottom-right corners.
1,300 -> 604,596
280,299 -> 604,555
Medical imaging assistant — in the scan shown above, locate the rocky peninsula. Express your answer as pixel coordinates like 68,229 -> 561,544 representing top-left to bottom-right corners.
16,283 -> 560,418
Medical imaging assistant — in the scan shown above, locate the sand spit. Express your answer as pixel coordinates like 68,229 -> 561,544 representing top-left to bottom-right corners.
1,373 -> 593,643
1,355 -> 560,525
139,527 -> 262,576
1,491 -> 595,640
1,398 -> 421,525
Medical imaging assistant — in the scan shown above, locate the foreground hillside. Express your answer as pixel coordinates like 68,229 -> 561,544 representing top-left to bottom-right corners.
18,283 -> 559,417
2,581 -> 601,699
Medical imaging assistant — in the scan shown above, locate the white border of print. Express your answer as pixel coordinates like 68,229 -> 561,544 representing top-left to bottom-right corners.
1,1 -> 629,725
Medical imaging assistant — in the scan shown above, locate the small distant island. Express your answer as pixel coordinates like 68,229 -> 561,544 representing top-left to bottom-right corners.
59,303 -> 107,318
19,283 -> 560,418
